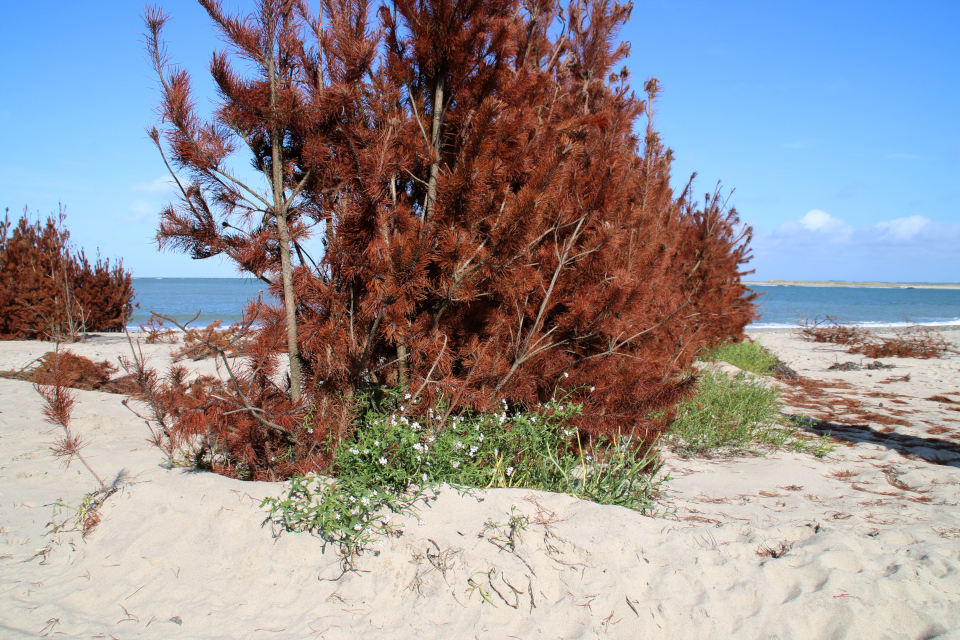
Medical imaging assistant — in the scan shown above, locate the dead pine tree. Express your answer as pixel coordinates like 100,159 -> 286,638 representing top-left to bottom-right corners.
34,345 -> 117,535
0,205 -> 134,341
140,0 -> 758,480
143,0 -> 331,403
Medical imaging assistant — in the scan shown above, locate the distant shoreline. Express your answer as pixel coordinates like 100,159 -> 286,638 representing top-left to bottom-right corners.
744,280 -> 960,290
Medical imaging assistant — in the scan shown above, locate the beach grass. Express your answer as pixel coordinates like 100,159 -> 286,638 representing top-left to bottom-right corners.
698,339 -> 780,375
667,370 -> 829,457
668,340 -> 833,457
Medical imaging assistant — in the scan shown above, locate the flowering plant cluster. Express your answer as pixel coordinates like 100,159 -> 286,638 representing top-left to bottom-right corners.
262,384 -> 667,556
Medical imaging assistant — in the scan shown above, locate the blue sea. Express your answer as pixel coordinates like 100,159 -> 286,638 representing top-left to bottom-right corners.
128,279 -> 960,329
130,278 -> 276,328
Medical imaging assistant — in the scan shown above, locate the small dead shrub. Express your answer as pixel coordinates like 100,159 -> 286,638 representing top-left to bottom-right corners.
850,326 -> 953,359
1,350 -> 139,395
139,315 -> 179,344
0,206 -> 134,340
798,317 -> 954,359
798,317 -> 868,346
756,541 -> 791,558
172,320 -> 249,362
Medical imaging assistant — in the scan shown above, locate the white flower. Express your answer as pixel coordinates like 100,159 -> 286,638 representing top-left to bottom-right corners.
378,457 -> 388,466
404,393 -> 412,400
455,440 -> 463,449
374,440 -> 380,446
363,449 -> 370,454
590,386 -> 595,393
361,497 -> 370,506
451,460 -> 460,469
422,473 -> 428,482
307,428 -> 314,434
349,448 -> 360,455
563,372 -> 569,378
506,466 -> 514,476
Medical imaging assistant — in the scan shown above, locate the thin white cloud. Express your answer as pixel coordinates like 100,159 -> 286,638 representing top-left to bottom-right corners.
875,215 -> 930,242
799,209 -> 849,233
122,200 -> 156,224
775,209 -> 852,241
749,210 -> 960,281
131,177 -> 175,196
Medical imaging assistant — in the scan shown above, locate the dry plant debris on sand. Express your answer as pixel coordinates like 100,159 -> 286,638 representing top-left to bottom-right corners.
1,330 -> 959,639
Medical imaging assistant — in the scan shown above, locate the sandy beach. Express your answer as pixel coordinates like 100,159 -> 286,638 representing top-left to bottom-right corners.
1,330 -> 959,638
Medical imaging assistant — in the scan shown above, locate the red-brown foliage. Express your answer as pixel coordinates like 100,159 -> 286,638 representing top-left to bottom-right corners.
120,314 -> 314,480
0,206 -> 134,340
798,316 -> 954,359
33,345 -> 109,492
849,326 -> 953,359
139,314 -> 179,344
0,350 -> 139,395
144,0 -> 758,479
798,316 -> 869,346
172,319 -> 250,361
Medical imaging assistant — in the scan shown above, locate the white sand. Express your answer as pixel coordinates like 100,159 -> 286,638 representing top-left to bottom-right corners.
1,331 -> 959,638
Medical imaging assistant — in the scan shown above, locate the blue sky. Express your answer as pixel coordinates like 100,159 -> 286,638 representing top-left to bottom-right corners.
2,1 -> 958,281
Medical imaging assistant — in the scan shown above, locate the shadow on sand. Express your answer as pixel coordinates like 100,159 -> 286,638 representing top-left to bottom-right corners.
785,412 -> 960,468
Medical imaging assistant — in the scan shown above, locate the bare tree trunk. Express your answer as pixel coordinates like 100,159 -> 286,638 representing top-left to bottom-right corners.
267,19 -> 302,404
274,200 -> 302,403
397,342 -> 408,386
424,77 -> 445,221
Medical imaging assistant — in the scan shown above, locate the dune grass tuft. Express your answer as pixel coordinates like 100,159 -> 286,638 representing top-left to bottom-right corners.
698,339 -> 781,375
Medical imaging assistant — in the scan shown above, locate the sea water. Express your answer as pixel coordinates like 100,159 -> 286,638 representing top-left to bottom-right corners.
128,279 -> 960,329
750,285 -> 960,328
130,278 -> 275,328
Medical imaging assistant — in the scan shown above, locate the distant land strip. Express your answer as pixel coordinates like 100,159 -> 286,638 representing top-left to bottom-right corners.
744,280 -> 960,290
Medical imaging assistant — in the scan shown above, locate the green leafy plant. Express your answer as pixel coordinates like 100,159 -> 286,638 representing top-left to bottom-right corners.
262,385 -> 668,556
48,492 -> 113,538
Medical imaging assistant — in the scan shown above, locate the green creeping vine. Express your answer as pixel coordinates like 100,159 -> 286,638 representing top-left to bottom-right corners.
262,385 -> 668,556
